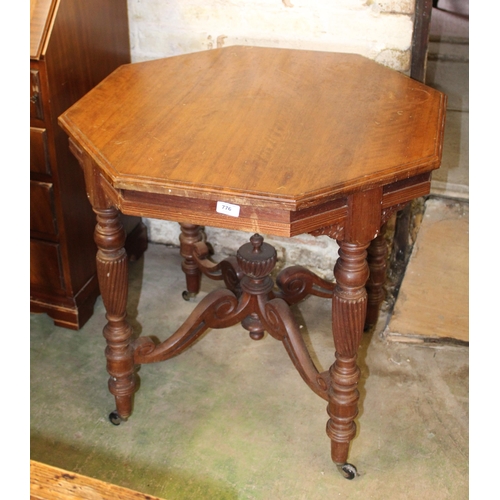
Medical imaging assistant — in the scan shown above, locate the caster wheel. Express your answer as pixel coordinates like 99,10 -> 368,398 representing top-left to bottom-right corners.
109,410 -> 123,426
182,290 -> 197,301
336,462 -> 358,480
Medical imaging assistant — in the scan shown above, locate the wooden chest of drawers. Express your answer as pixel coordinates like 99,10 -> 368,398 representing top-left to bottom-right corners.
30,0 -> 147,329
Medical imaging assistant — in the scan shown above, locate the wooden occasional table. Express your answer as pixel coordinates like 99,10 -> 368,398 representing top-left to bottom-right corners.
59,46 -> 446,479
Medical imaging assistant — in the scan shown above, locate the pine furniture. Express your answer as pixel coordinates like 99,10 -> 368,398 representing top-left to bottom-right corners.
30,460 -> 163,500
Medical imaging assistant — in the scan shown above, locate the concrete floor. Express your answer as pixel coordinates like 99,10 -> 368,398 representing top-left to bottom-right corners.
30,5 -> 469,499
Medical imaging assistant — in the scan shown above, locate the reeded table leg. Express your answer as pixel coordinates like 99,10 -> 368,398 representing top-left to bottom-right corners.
327,240 -> 370,479
94,207 -> 136,424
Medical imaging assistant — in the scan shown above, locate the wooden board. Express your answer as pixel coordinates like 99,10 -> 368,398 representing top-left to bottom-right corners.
385,198 -> 468,344
30,460 -> 165,500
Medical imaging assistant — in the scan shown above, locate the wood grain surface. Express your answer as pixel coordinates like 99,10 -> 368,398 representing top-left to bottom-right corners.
30,460 -> 164,499
60,47 -> 446,209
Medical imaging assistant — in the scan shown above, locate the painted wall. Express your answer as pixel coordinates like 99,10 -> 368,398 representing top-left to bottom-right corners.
126,0 -> 416,278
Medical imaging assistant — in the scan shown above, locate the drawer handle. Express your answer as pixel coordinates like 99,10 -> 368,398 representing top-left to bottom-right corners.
31,93 -> 39,104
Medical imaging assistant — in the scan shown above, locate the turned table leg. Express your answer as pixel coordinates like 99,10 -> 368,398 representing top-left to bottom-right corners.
94,207 -> 136,424
364,223 -> 388,331
179,223 -> 204,300
327,240 -> 370,479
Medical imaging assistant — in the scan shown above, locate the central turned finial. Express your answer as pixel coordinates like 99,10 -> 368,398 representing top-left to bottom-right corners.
237,234 -> 278,342
237,234 -> 277,280
250,234 -> 264,254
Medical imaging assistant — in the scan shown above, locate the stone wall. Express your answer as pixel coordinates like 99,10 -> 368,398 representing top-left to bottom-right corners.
126,0 -> 416,278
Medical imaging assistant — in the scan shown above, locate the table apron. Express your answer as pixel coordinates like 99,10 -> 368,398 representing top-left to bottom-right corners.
99,173 -> 431,239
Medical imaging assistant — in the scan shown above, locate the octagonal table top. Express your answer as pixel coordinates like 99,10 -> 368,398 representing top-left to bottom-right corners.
59,46 -> 446,212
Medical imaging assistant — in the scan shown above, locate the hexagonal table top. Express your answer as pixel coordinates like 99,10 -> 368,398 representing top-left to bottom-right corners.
60,46 -> 446,210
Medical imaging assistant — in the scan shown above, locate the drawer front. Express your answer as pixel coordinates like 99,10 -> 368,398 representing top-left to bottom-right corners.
30,69 -> 44,120
31,180 -> 57,236
30,127 -> 51,175
30,239 -> 64,292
